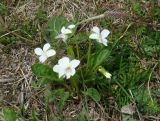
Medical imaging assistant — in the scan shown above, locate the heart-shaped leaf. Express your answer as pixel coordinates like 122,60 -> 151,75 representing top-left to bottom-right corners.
47,16 -> 67,40
84,88 -> 101,102
31,64 -> 59,81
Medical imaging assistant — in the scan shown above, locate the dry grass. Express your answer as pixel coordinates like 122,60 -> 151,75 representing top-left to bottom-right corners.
0,0 -> 160,120
0,1 -> 126,120
0,44 -> 35,108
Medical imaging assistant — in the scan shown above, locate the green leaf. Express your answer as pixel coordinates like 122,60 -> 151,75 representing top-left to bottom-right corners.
48,16 -> 67,40
52,117 -> 62,121
54,89 -> 70,110
0,3 -> 8,15
67,45 -> 75,58
75,33 -> 89,41
3,108 -> 16,121
58,91 -> 70,110
45,89 -> 56,103
30,110 -> 39,121
132,1 -> 143,16
84,88 -> 101,102
35,8 -> 46,22
45,89 -> 70,111
89,48 -> 110,69
31,64 -> 59,81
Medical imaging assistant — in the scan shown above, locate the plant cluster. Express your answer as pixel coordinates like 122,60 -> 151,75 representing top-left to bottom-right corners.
1,0 -> 160,120
32,17 -> 112,108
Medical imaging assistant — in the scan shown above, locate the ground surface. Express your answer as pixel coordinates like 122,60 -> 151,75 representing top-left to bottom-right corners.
0,0 -> 160,121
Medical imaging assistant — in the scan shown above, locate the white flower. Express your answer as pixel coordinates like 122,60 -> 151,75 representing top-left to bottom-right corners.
98,66 -> 112,79
68,24 -> 75,29
89,26 -> 110,46
34,43 -> 56,63
56,24 -> 75,42
105,72 -> 112,79
53,57 -> 80,79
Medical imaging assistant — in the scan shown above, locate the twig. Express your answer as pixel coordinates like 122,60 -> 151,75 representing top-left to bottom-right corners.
147,63 -> 158,103
0,29 -> 20,39
118,23 -> 132,40
20,68 -> 31,92
77,14 -> 105,25
77,10 -> 128,25
129,89 -> 142,120
143,115 -> 160,120
0,29 -> 34,45
11,32 -> 34,43
0,78 -> 15,83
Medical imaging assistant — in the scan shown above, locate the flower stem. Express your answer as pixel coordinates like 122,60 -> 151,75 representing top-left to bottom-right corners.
87,39 -> 91,66
76,14 -> 105,25
71,78 -> 79,93
76,40 -> 80,59
75,40 -> 85,82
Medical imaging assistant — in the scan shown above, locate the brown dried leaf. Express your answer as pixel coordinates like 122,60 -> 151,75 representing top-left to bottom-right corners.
121,103 -> 136,115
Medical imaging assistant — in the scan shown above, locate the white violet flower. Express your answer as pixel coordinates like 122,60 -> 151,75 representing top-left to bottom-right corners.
89,26 -> 110,46
68,24 -> 76,29
53,57 -> 80,79
56,24 -> 75,42
34,43 -> 56,63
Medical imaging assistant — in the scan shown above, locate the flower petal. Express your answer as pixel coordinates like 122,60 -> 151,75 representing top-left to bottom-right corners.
39,55 -> 47,63
91,26 -> 100,34
61,27 -> 72,34
70,68 -> 76,76
56,34 -> 62,39
59,70 -> 65,78
66,73 -> 71,79
70,59 -> 80,68
65,68 -> 76,79
43,43 -> 50,51
46,49 -> 56,57
56,34 -> 66,40
34,48 -> 43,55
68,24 -> 75,29
53,65 -> 65,78
101,38 -> 108,46
89,33 -> 99,40
53,65 -> 59,73
58,57 -> 70,67
64,29 -> 72,34
101,29 -> 110,39
61,27 -> 66,33
105,72 -> 112,79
